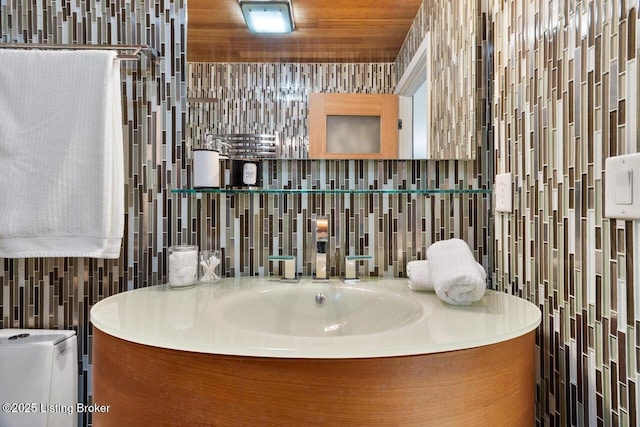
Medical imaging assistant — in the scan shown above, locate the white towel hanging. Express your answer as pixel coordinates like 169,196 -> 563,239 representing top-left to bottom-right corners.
0,49 -> 124,258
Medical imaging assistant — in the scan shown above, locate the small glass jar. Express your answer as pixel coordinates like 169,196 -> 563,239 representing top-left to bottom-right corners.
168,245 -> 198,288
199,250 -> 222,283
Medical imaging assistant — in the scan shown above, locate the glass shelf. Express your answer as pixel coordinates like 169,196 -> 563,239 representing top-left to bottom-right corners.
172,188 -> 492,195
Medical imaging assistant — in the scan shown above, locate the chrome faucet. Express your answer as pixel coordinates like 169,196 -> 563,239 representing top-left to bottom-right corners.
314,216 -> 329,280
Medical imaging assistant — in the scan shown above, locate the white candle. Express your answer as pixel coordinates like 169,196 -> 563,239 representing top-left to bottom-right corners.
284,258 -> 295,279
316,256 -> 326,279
345,259 -> 356,279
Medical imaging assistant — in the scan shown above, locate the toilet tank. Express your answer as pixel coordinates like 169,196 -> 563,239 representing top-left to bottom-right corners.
0,329 -> 78,427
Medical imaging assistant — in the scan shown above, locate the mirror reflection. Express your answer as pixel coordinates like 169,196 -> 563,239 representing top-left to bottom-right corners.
185,0 -> 478,161
186,62 -> 430,160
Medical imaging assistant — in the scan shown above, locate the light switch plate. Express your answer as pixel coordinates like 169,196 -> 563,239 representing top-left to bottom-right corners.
495,173 -> 513,213
604,153 -> 640,220
614,170 -> 633,204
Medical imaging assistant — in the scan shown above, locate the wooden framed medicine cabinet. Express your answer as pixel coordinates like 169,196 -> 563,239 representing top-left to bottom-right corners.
308,93 -> 399,159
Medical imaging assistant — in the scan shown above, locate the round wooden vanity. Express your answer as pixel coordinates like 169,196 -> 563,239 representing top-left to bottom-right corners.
91,279 -> 540,426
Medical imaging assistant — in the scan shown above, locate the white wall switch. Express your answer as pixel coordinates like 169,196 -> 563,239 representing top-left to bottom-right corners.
495,172 -> 513,213
605,153 -> 640,220
614,170 -> 633,204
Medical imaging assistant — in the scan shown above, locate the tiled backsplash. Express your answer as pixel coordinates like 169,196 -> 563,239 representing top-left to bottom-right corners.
181,159 -> 492,279
185,53 -> 492,277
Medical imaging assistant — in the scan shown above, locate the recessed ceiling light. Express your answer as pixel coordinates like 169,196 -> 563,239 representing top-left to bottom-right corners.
240,1 -> 295,34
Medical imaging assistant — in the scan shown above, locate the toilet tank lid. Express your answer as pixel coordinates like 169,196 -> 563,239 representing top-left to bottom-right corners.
0,329 -> 75,346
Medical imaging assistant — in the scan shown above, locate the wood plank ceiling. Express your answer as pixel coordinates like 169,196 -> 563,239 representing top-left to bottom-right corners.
188,0 -> 424,63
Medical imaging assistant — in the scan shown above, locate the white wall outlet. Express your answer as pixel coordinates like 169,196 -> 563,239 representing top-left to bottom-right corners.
495,173 -> 513,213
604,153 -> 640,220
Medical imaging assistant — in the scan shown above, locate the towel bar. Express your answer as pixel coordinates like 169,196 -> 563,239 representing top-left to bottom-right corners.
0,43 -> 159,63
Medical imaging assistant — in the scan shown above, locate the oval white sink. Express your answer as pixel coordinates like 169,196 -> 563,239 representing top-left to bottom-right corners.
217,283 -> 424,337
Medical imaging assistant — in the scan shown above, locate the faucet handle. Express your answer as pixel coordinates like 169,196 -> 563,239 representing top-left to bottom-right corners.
344,255 -> 372,282
268,256 -> 298,282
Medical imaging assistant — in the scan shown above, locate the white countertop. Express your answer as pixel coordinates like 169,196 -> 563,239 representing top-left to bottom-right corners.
90,278 -> 541,359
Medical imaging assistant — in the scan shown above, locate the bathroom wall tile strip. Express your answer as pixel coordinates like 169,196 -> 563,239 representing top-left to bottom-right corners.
485,1 -> 638,426
172,188 -> 492,194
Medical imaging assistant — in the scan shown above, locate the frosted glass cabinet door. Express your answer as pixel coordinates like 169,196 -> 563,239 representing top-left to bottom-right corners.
309,93 -> 399,159
325,115 -> 381,154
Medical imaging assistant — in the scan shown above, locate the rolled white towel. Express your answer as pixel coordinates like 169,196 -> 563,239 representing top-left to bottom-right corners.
406,260 -> 433,291
407,259 -> 485,294
426,239 -> 487,305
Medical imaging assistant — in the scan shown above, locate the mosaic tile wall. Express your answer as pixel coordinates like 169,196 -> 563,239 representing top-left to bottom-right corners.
0,0 -> 495,426
492,0 -> 640,425
4,0 -> 636,424
0,0 -> 186,424
188,63 -> 396,158
178,160 -> 492,279
185,59 -> 493,278
395,0 -> 485,160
